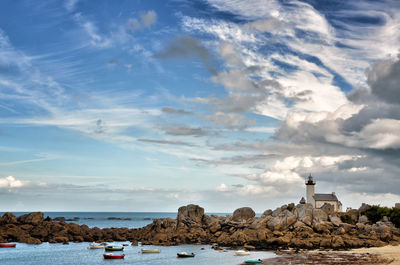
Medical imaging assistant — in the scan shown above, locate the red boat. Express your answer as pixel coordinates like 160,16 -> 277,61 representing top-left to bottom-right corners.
0,244 -> 16,248
103,254 -> 125,259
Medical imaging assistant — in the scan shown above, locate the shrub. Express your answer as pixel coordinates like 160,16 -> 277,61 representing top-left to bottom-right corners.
287,203 -> 295,212
361,205 -> 399,227
390,208 -> 400,228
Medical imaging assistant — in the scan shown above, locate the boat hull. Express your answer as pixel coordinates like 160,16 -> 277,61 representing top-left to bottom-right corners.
141,249 -> 160,253
105,247 -> 124,251
103,254 -> 125,259
234,251 -> 250,256
89,243 -> 104,249
0,244 -> 16,248
177,253 -> 195,258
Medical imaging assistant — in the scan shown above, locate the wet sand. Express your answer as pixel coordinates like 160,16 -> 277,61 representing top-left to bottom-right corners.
254,245 -> 400,265
350,245 -> 400,265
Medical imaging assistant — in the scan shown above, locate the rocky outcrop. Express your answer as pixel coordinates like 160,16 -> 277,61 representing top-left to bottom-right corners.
232,207 -> 255,222
177,204 -> 204,226
0,212 -> 17,224
17,212 -> 44,225
1,204 -> 399,250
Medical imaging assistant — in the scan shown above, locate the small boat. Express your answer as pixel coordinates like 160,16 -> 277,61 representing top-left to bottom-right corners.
234,250 -> 250,256
105,246 -> 124,251
89,243 -> 104,249
0,244 -> 16,248
245,259 -> 262,263
141,248 -> 160,253
103,253 -> 125,259
177,252 -> 195,258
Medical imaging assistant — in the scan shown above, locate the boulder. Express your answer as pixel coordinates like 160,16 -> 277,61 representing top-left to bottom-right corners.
54,217 -> 66,222
331,236 -> 345,249
313,221 -> 333,233
377,223 -> 392,242
312,209 -> 328,223
23,237 -> 41,244
17,212 -> 44,225
232,207 -> 255,222
358,215 -> 369,223
267,210 -> 296,231
340,209 -> 359,224
294,203 -> 313,223
177,204 -> 204,225
0,212 -> 17,224
320,203 -> 335,215
261,209 -> 272,217
329,215 -> 342,227
50,236 -> 69,243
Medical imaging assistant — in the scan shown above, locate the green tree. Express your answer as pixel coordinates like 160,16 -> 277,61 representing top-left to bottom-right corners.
390,208 -> 400,228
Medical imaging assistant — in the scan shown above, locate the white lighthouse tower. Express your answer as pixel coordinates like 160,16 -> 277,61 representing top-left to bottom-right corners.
305,174 -> 315,206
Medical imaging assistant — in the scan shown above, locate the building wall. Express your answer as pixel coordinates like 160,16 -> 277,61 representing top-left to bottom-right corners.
315,200 -> 341,212
306,185 -> 315,206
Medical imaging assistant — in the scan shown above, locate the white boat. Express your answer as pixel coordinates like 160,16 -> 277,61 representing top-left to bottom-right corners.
233,250 -> 251,256
141,248 -> 161,253
89,243 -> 105,249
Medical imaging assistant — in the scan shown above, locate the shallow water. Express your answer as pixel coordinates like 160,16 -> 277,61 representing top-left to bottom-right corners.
0,243 -> 275,265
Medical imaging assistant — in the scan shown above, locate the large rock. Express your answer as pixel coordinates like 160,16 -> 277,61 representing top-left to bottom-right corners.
177,204 -> 204,225
358,215 -> 369,223
329,215 -> 342,227
294,203 -> 313,224
0,212 -> 17,224
232,207 -> 255,222
321,203 -> 335,215
261,209 -> 272,217
17,212 -> 44,225
267,210 -> 296,231
312,209 -> 328,223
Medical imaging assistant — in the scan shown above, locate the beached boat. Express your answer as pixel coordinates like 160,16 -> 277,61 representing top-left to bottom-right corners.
89,243 -> 104,249
103,253 -> 125,259
0,243 -> 16,248
245,259 -> 262,263
233,250 -> 250,256
141,248 -> 161,253
105,246 -> 124,251
177,252 -> 195,258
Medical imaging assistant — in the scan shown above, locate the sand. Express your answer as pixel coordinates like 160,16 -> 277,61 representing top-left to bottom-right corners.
350,245 -> 400,265
257,245 -> 400,265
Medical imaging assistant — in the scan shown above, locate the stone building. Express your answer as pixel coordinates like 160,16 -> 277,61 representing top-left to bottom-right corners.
305,174 -> 342,212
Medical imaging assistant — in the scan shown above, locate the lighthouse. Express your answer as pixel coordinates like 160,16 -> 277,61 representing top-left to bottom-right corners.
305,174 -> 315,206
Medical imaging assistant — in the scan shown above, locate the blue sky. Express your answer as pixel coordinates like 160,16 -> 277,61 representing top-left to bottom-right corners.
1,0 -> 400,212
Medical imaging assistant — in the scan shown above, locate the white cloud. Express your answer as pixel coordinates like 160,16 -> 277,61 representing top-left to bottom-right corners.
64,0 -> 79,12
0,176 -> 30,188
73,13 -> 112,48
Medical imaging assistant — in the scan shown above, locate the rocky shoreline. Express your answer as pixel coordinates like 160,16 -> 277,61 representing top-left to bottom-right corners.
1,203 -> 399,251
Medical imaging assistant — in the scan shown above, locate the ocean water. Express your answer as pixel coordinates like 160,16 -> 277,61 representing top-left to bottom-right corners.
1,212 -> 275,264
7,212 -> 179,229
0,243 -> 275,265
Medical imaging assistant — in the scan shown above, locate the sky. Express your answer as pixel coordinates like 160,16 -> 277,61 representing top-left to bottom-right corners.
0,0 -> 400,212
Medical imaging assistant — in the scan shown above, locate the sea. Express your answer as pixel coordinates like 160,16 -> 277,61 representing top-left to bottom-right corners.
0,212 -> 275,265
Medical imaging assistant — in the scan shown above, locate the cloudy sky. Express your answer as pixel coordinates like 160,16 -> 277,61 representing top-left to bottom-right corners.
1,0 -> 400,212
